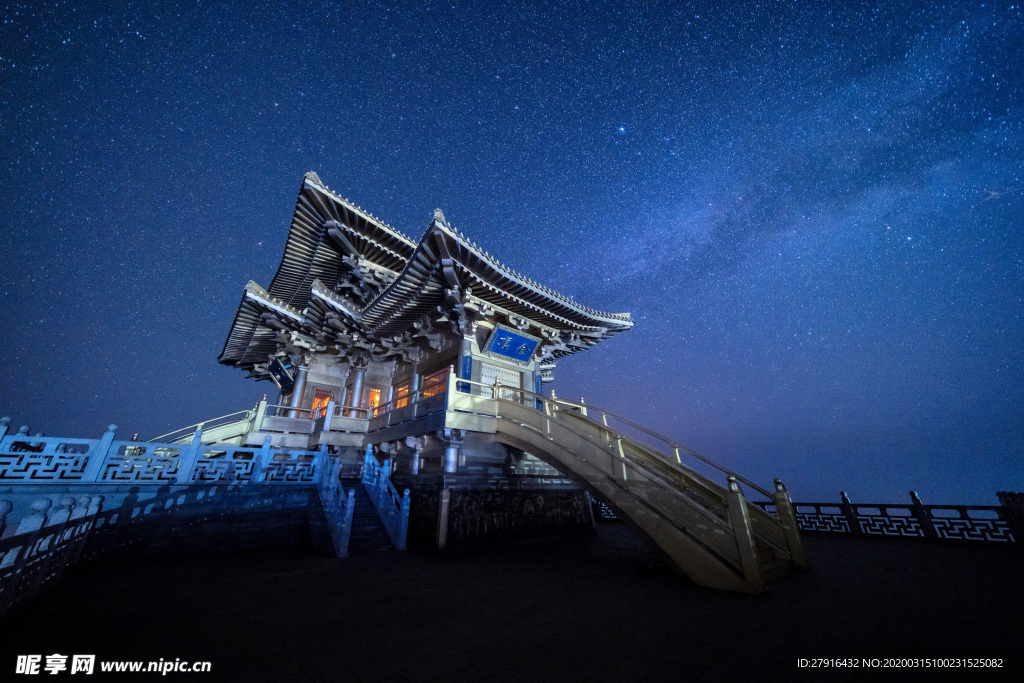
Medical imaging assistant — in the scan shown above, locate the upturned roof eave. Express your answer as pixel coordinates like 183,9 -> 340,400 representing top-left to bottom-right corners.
357,220 -> 633,336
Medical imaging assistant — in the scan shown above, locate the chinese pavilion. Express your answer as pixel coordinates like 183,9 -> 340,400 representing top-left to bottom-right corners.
211,171 -> 806,593
0,172 -> 805,600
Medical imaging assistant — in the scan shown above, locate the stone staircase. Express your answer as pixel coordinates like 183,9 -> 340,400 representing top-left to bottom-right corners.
486,397 -> 807,594
341,478 -> 393,553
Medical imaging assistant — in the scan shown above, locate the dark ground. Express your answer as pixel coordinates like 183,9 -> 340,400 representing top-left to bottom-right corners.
3,523 -> 1021,682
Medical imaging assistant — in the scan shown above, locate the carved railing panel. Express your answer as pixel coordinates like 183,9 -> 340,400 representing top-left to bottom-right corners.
102,443 -> 182,482
0,423 -> 325,487
0,451 -> 92,481
754,493 -> 1017,544
791,505 -> 850,534
189,448 -> 257,483
263,453 -> 318,483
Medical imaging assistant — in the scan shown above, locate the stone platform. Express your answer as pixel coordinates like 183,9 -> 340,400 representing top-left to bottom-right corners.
2,523 -> 1020,682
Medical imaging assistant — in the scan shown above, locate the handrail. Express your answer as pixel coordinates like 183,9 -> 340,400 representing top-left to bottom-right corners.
148,409 -> 254,443
264,403 -> 317,418
550,396 -> 774,500
447,375 -> 774,500
370,376 -> 449,418
330,404 -> 372,419
361,446 -> 409,550
316,455 -> 355,557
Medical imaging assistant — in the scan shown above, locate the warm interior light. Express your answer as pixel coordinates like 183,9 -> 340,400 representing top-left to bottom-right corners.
395,382 -> 410,409
422,368 -> 448,398
311,389 -> 334,418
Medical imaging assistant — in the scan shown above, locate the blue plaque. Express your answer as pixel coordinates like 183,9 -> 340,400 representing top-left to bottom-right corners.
459,355 -> 472,392
482,324 -> 540,367
268,358 -> 295,394
535,372 -> 543,410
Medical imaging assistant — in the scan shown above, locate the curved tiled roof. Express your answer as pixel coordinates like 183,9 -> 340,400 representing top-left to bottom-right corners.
219,173 -> 632,372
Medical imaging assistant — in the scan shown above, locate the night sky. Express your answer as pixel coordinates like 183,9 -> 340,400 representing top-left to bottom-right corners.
2,1 -> 1021,504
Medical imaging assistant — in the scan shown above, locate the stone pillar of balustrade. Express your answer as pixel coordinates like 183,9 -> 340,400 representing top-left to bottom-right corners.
910,491 -> 939,539
840,491 -> 863,536
726,477 -> 765,594
16,498 -> 52,535
772,478 -> 809,570
0,500 -> 12,538
80,424 -> 118,483
174,429 -> 204,484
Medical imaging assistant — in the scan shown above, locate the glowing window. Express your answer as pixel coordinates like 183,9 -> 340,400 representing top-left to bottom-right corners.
311,389 -> 334,418
421,368 -> 448,398
394,382 -> 410,409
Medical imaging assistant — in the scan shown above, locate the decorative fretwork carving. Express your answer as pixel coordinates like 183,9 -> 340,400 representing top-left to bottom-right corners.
102,445 -> 182,482
262,453 -> 318,483
754,496 -> 1016,544
0,430 -> 328,487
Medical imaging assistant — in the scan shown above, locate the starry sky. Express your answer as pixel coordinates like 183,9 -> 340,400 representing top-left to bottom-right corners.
1,1 -> 1021,504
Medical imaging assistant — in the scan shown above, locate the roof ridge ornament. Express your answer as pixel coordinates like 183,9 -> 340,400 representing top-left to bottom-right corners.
433,208 -> 447,227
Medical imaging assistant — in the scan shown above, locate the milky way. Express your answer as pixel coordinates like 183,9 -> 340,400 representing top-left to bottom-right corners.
1,1 -> 1021,503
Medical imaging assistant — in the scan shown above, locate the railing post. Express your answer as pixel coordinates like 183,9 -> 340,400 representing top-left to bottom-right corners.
772,479 -> 809,570
252,396 -> 268,432
80,424 -> 118,483
446,364 -> 458,410
250,436 -> 272,483
323,400 -> 335,432
997,491 -> 1024,544
315,444 -> 330,485
579,397 -> 587,417
910,491 -> 939,540
338,489 -> 355,557
616,437 -> 627,480
398,489 -> 410,551
16,498 -> 52,535
726,477 -> 765,594
840,491 -> 863,536
0,500 -> 12,538
361,444 -> 375,487
436,488 -> 451,550
175,429 -> 204,484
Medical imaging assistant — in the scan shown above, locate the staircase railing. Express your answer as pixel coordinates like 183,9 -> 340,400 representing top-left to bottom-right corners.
361,445 -> 410,551
148,405 -> 261,445
316,454 -> 355,558
443,369 -> 807,574
445,370 -> 774,499
548,393 -> 774,499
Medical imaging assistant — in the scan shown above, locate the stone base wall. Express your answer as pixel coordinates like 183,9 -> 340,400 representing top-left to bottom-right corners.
0,484 -> 332,625
78,484 -> 327,565
405,485 -> 592,549
449,489 -> 592,544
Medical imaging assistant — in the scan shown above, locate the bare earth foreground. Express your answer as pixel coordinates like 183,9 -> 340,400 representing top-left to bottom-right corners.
3,522 -> 1021,682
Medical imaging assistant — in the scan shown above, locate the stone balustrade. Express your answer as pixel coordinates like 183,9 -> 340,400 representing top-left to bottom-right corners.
0,417 -> 358,624
750,490 -> 1019,544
